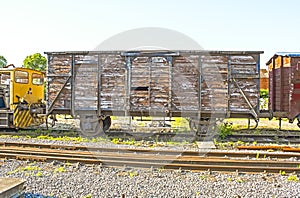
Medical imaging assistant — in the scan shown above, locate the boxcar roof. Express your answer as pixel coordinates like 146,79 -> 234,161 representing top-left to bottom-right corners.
44,50 -> 264,56
266,52 -> 300,65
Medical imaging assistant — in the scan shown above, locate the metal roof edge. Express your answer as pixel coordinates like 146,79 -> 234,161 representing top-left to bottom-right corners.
266,52 -> 300,65
44,50 -> 264,56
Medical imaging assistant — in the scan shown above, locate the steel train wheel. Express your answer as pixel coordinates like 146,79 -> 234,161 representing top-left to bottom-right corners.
189,117 -> 211,137
103,116 -> 111,132
189,119 -> 198,132
79,115 -> 111,136
79,114 -> 103,136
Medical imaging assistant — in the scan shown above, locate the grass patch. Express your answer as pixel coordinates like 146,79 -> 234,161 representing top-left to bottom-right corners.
21,165 -> 41,172
36,171 -> 43,177
128,171 -> 138,177
214,139 -> 247,149
217,123 -> 233,140
36,135 -> 89,143
287,175 -> 299,182
279,170 -> 286,176
54,166 -> 66,173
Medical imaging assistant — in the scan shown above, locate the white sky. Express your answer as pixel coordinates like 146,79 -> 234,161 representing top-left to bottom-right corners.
1,0 -> 300,68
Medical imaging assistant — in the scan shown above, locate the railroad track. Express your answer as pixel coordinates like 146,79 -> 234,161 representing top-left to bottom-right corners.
225,133 -> 300,144
1,141 -> 300,173
0,128 -> 79,137
2,127 -> 300,143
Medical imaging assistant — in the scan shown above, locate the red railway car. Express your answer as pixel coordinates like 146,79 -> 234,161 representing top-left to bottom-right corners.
267,53 -> 300,126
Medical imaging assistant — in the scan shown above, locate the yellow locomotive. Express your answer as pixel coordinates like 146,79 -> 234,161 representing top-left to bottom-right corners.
0,66 -> 45,128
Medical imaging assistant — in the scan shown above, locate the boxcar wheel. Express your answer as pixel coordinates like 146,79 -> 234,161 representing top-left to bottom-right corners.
79,114 -> 104,136
103,116 -> 111,132
189,117 -> 218,139
189,119 -> 198,132
189,118 -> 210,132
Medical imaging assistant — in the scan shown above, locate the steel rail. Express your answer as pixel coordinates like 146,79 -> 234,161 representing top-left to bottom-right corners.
1,146 -> 300,173
1,141 -> 300,159
2,128 -> 300,144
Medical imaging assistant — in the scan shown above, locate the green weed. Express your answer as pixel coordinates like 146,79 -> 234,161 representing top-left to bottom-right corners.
111,138 -> 122,144
254,129 -> 261,135
287,175 -> 298,182
7,169 -> 19,175
21,165 -> 41,172
36,171 -> 43,177
36,135 -> 88,143
128,171 -> 138,177
217,123 -> 232,140
54,166 -> 66,173
256,153 -> 260,159
279,170 -> 286,176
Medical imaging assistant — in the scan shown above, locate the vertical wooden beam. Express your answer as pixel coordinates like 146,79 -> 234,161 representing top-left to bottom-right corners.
280,56 -> 284,111
256,54 -> 261,114
198,55 -> 202,119
272,57 -> 276,111
125,56 -> 132,116
227,55 -> 231,116
71,55 -> 75,116
97,54 -> 102,116
46,55 -> 51,115
167,56 -> 173,115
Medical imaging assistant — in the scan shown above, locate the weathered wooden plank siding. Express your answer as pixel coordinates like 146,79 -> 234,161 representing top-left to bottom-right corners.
172,55 -> 199,111
130,57 -> 170,111
201,55 -> 228,111
229,55 -> 259,112
74,61 -> 98,110
47,55 -> 72,109
46,51 -> 262,117
100,54 -> 126,110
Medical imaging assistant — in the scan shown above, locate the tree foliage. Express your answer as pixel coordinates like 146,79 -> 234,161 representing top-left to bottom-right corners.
23,53 -> 47,71
260,89 -> 269,99
0,55 -> 7,68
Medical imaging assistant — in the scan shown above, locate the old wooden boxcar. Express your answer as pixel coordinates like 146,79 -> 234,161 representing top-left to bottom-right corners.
45,50 -> 263,133
267,53 -> 300,126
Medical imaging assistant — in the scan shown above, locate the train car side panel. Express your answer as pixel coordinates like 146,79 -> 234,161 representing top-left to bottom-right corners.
73,55 -> 98,111
229,55 -> 260,118
100,54 -> 126,111
46,54 -> 72,114
45,51 -> 263,133
267,53 -> 300,120
172,55 -> 200,111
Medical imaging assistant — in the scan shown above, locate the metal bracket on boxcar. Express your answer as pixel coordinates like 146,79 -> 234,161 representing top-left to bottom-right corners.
247,118 -> 259,129
49,114 -> 57,127
121,51 -> 180,57
296,115 -> 300,128
232,78 -> 258,120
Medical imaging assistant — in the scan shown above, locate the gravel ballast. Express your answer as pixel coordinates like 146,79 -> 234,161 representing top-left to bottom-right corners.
1,159 -> 300,198
0,136 -> 300,197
